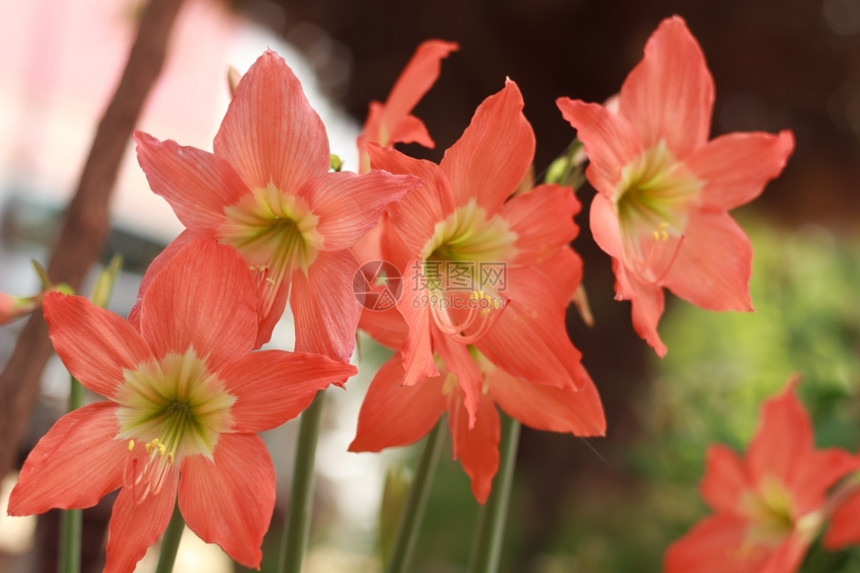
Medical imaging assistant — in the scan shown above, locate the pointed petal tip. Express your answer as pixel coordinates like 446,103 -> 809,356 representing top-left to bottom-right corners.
777,129 -> 796,159
473,485 -> 490,505
501,77 -> 524,105
785,372 -> 803,389
555,97 -> 588,126
133,130 -> 169,155
346,436 -> 380,454
652,15 -> 696,45
663,14 -> 690,28
41,288 -> 69,309
423,38 -> 460,53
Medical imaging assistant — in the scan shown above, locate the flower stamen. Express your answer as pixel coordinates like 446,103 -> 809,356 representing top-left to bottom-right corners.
116,349 -> 236,504
221,183 -> 323,285
429,290 -> 507,344
614,141 -> 702,283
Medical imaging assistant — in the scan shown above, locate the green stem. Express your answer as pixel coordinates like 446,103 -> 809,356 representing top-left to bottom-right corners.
385,419 -> 446,573
469,414 -> 521,573
58,377 -> 84,573
278,390 -> 327,573
154,503 -> 185,573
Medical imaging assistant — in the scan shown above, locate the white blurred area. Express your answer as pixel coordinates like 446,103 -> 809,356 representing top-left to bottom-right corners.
0,0 -> 361,242
0,0 -> 396,570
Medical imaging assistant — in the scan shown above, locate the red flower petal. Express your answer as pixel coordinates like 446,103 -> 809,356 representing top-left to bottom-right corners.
664,514 -> 769,573
128,230 -> 201,330
253,272 -> 290,349
214,50 -> 329,194
763,534 -> 816,573
824,487 -> 860,549
357,39 -> 458,171
699,444 -> 751,515
8,402 -> 125,515
43,292 -> 155,398
290,249 -> 362,362
441,79 -> 534,214
614,261 -> 668,357
221,350 -> 356,433
358,304 -> 409,350
447,389 -> 500,504
395,264 -> 440,385
134,131 -> 247,230
475,268 -> 589,389
178,433 -> 275,569
504,184 -> 579,265
388,113 -> 433,149
375,40 -> 458,144
746,380 -> 812,490
104,465 -> 179,573
788,447 -> 859,517
369,144 -> 456,255
686,130 -> 795,211
536,245 -> 583,302
349,359 -> 447,452
433,328 -> 484,427
589,193 -> 623,258
489,367 -> 605,437
310,170 -> 418,252
556,98 -> 643,197
139,239 -> 258,370
618,16 -> 714,157
662,211 -> 754,312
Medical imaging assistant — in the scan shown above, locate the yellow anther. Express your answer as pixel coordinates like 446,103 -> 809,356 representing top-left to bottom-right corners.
127,440 -> 135,451
167,452 -> 175,464
471,290 -> 496,302
143,438 -> 169,457
652,222 -> 670,242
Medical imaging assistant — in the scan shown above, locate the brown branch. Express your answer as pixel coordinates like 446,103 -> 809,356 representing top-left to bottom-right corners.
0,0 -> 186,478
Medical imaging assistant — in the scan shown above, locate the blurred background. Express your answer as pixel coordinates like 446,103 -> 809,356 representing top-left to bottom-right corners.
1,0 -> 859,571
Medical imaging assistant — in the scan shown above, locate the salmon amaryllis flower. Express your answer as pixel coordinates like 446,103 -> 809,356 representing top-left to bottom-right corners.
8,239 -> 357,573
367,79 -> 598,424
663,379 -> 859,573
133,50 -> 419,361
353,200 -> 603,502
356,39 -> 459,173
557,15 -> 794,356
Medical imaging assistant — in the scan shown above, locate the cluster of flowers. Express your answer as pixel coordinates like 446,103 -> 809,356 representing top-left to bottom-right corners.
7,13 -> 850,573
